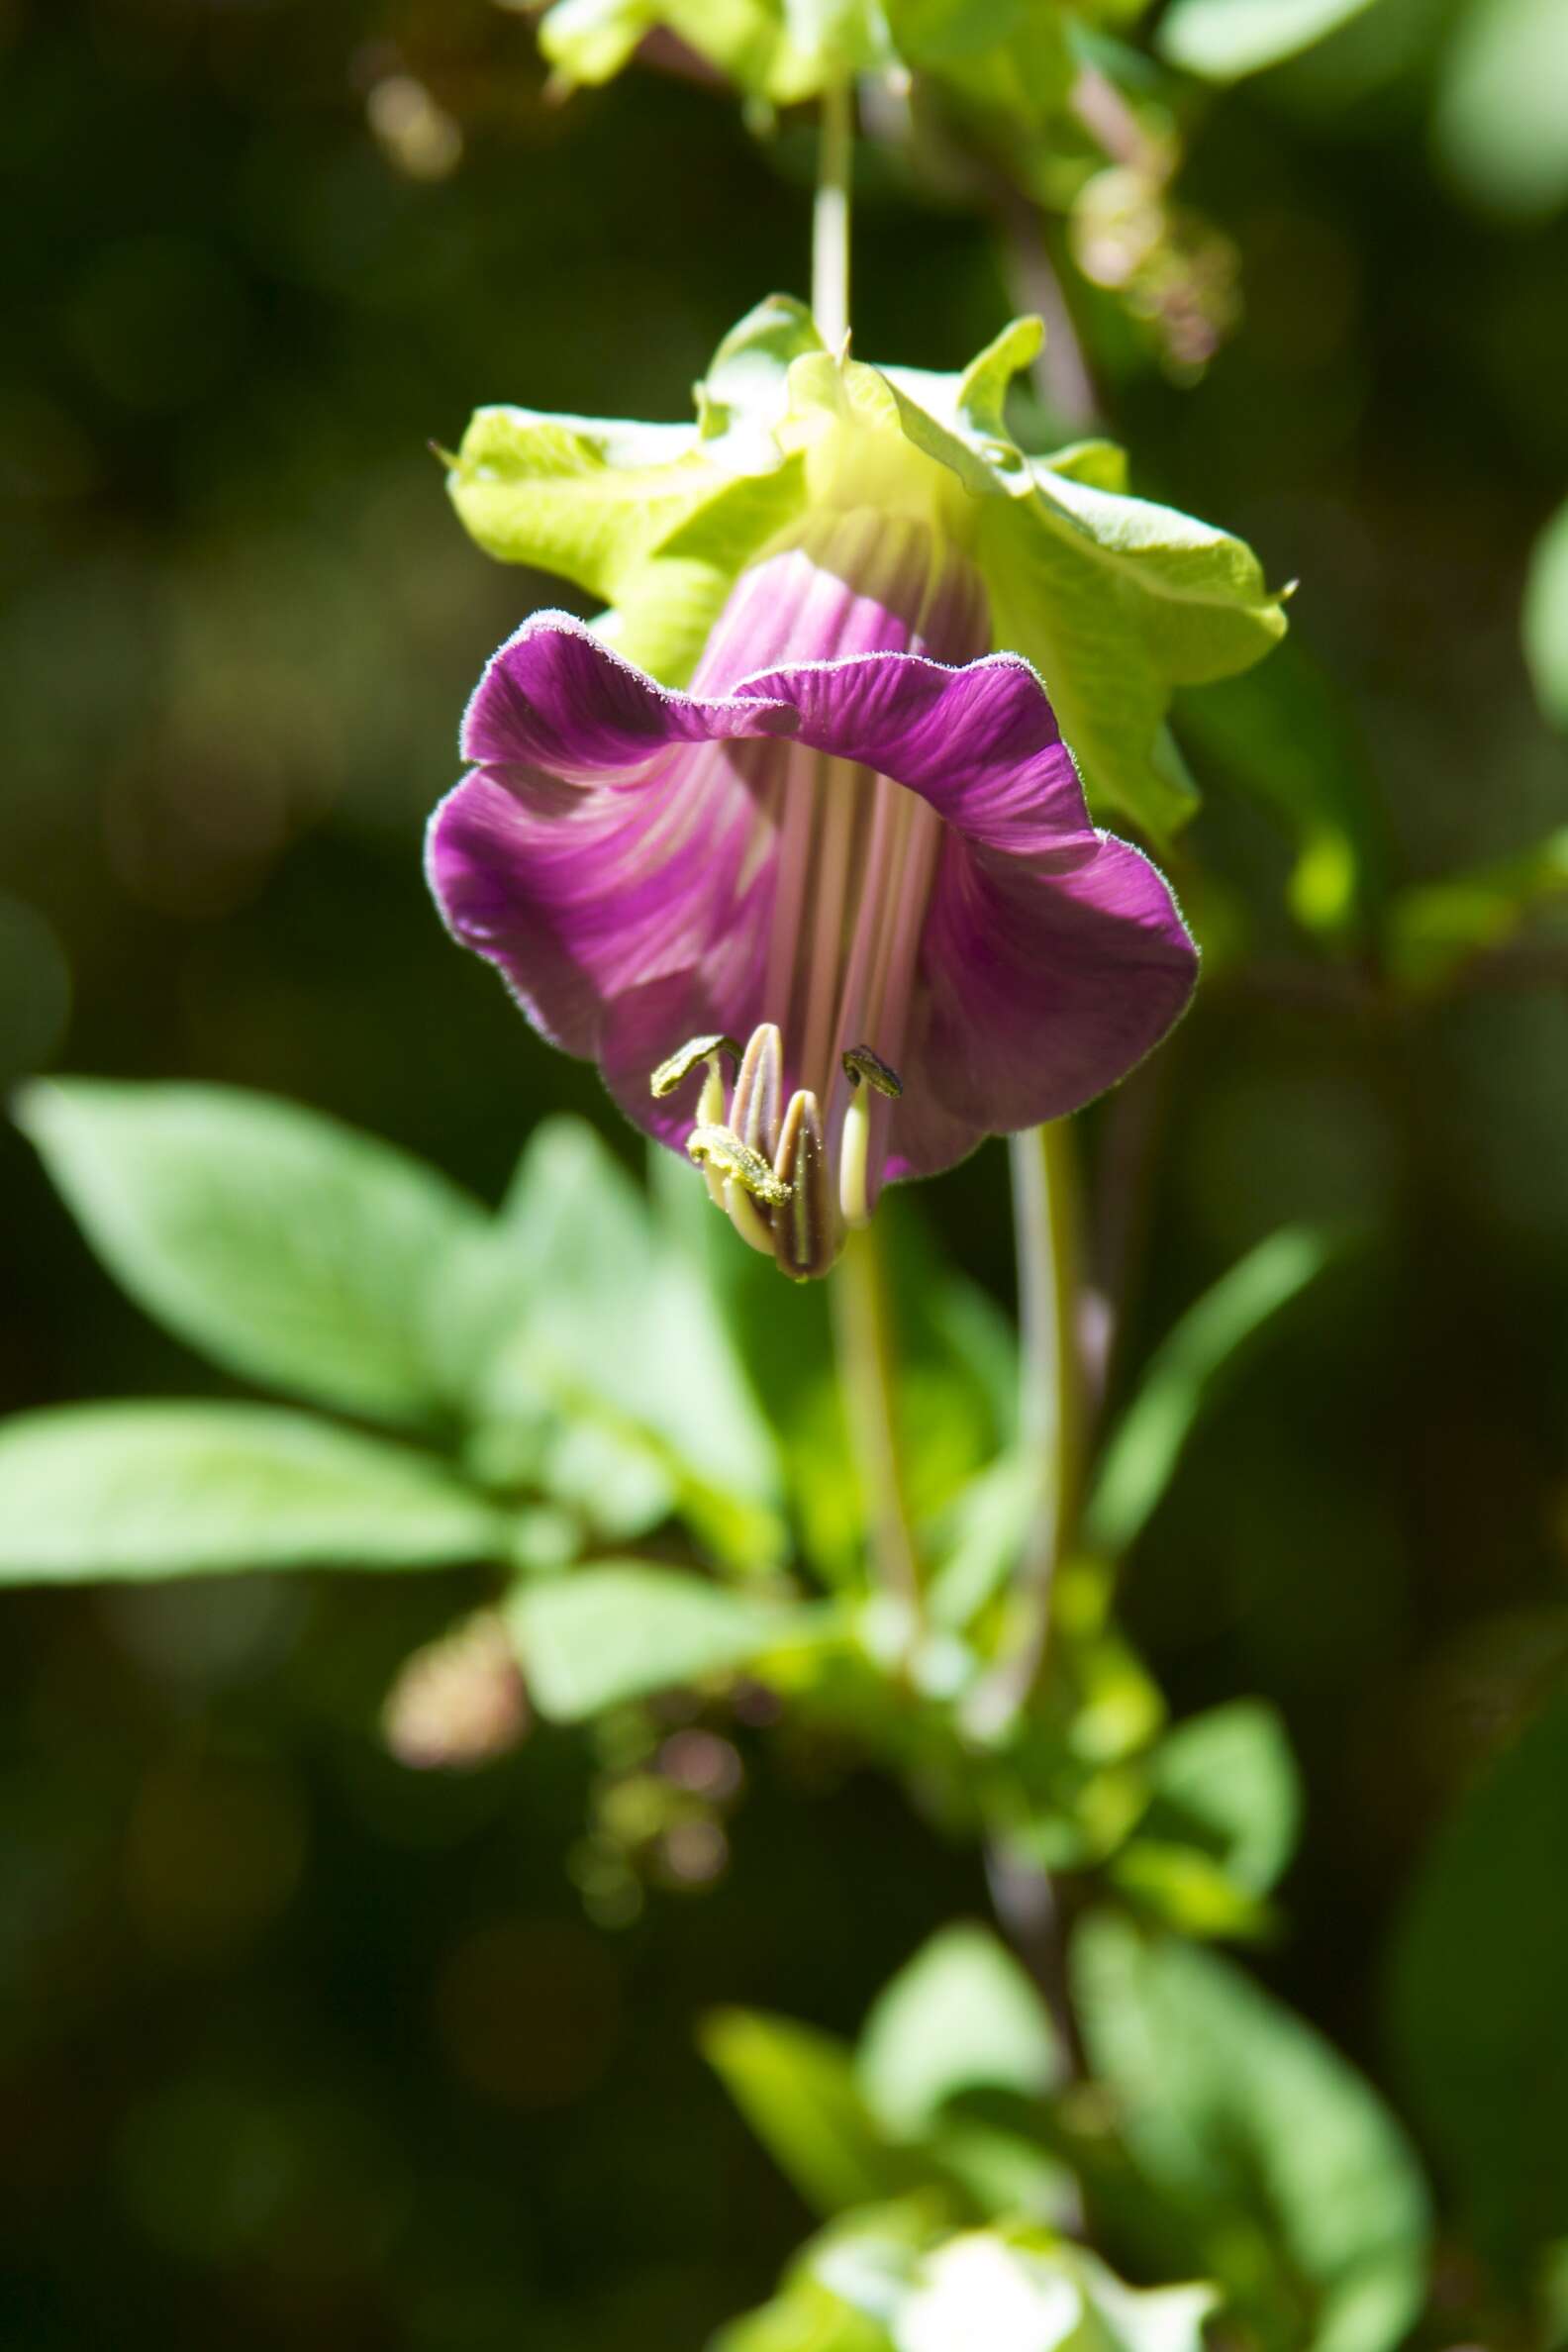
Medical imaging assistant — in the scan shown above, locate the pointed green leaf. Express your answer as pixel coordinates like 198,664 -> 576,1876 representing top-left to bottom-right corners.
1142,1700 -> 1303,1896
857,1923 -> 1061,2138
867,317 -> 1285,838
0,1404 -> 503,1580
1084,1225 -> 1351,1557
1074,1916 -> 1429,2352
507,1564 -> 809,1719
703,2010 -> 923,2217
446,300 -> 814,682
16,1081 -> 486,1426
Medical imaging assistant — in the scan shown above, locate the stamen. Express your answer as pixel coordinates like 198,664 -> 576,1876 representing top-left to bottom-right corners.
650,1034 -> 740,1098
773,1091 -> 836,1281
838,1085 -> 871,1231
695,1061 -> 729,1210
839,1045 -> 903,1232
842,1045 -> 903,1099
730,1025 -> 783,1161
686,1125 -> 793,1208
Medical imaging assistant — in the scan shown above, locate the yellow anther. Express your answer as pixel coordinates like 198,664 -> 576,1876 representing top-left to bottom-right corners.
841,1044 -> 903,1099
686,1125 -> 793,1208
650,1033 -> 740,1099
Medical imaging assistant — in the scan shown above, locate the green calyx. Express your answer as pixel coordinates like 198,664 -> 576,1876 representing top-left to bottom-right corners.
444,294 -> 1287,840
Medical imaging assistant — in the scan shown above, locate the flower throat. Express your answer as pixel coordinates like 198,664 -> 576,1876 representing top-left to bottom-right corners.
650,508 -> 990,1279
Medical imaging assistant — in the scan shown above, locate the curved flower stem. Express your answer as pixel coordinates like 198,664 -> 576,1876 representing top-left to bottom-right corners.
832,1225 -> 921,1623
975,1121 -> 1084,1731
813,75 -> 853,347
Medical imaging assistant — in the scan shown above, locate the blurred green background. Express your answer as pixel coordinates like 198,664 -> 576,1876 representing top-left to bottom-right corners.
3,0 -> 1566,2343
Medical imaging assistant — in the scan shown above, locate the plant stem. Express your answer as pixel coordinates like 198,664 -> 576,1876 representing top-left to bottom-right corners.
982,1123 -> 1091,2171
832,1225 -> 920,1621
813,76 -> 853,346
974,1121 -> 1084,1730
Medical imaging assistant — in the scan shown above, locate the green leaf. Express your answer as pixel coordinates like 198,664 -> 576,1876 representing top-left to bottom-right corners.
702,2011 -> 923,2217
1525,499 -> 1568,730
1084,1226 -> 1350,1557
17,1080 -> 485,1428
1385,827 -> 1568,992
446,298 -> 815,682
1156,0 -> 1384,81
506,1565 -> 809,1720
0,1405 -> 504,1581
857,1923 -> 1061,2138
975,458 -> 1285,842
1074,1916 -> 1429,2352
885,0 -> 1074,131
1389,1692 -> 1568,2282
1433,0 -> 1568,221
1141,1701 -> 1303,1897
485,1118 -> 785,1568
925,1453 -> 1038,1630
1108,1840 -> 1274,1941
535,0 -> 653,85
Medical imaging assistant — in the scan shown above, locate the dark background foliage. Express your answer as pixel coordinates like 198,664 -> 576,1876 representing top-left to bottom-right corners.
2,0 -> 1565,2343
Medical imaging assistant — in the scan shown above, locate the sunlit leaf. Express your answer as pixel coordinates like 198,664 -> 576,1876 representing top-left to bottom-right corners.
1389,1692 -> 1568,2282
1433,0 -> 1568,220
485,1117 -> 786,1569
0,1404 -> 504,1581
1108,1839 -> 1274,1939
1140,1700 -> 1303,1895
702,2011 -> 924,2217
1157,0 -> 1385,81
1075,1915 -> 1430,2352
857,1922 -> 1062,2137
507,1564 -> 811,1720
16,1080 -> 486,1427
446,297 -> 816,682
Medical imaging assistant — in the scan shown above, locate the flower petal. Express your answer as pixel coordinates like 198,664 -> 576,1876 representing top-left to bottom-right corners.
734,647 -> 1093,859
432,619 -> 796,1141
461,610 -> 794,780
902,827 -> 1197,1164
729,649 -> 1197,1173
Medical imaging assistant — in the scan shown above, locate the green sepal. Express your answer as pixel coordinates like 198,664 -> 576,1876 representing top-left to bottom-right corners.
445,297 -> 819,685
447,298 -> 1287,840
